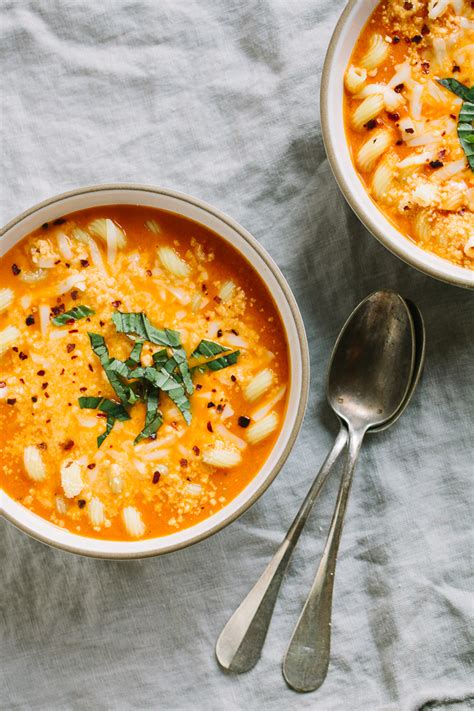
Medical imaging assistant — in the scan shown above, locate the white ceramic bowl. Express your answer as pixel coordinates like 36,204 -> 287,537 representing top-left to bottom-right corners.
0,184 -> 309,558
321,0 -> 474,290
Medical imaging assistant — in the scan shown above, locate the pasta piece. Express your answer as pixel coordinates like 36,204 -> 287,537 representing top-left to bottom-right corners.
186,483 -> 202,496
413,210 -> 432,241
218,280 -> 235,302
371,154 -> 395,200
356,130 -> 392,172
61,460 -> 84,498
352,94 -> 384,131
55,496 -> 67,514
202,441 -> 242,468
23,446 -> 47,482
244,369 -> 274,402
428,0 -> 450,19
145,219 -> 161,235
38,304 -> 50,338
30,239 -> 58,269
0,288 -> 14,313
409,83 -> 424,120
440,181 -> 467,211
0,325 -> 21,357
89,497 -> 105,527
360,34 -> 389,70
246,412 -> 279,445
251,385 -> 287,422
56,273 -> 86,296
56,232 -> 73,260
157,246 -> 190,277
89,218 -> 126,248
464,234 -> 474,258
71,227 -> 90,244
109,464 -> 124,494
432,37 -> 449,69
122,506 -> 145,537
19,268 -> 46,283
345,65 -> 367,94
412,182 -> 440,207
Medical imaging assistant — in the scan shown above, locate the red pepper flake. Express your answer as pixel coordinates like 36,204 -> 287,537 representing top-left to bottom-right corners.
411,35 -> 422,44
421,23 -> 430,35
51,304 -> 65,316
41,222 -> 49,230
97,412 -> 107,418
201,283 -> 208,293
238,415 -> 251,428
192,445 -> 200,456
54,260 -> 61,265
452,64 -> 461,73
405,127 -> 415,134
99,320 -> 105,327
387,112 -> 400,121
37,442 -> 47,450
87,463 -> 96,470
231,329 -> 239,335
19,352 -> 28,360
392,35 -> 400,44
396,139 -> 403,146
62,440 -> 74,451
231,374 -> 237,382
66,343 -> 75,353
20,377 -> 25,384
7,398 -> 16,405
152,471 -> 161,484
31,396 -> 38,402
216,403 -> 224,413
71,355 -> 78,360
112,300 -> 122,308
71,290 -> 79,301
364,119 -> 377,130
403,1 -> 413,8
12,347 -> 18,352
68,328 -> 78,333
79,386 -> 87,392
88,364 -> 94,372
217,329 -> 223,338
195,384 -> 202,391
394,83 -> 405,93
37,369 -> 45,376
45,418 -> 51,423
207,421 -> 213,433
430,160 -> 444,169
41,382 -> 48,390
421,62 -> 430,74
44,392 -> 50,398
60,368 -> 65,375
25,315 -> 35,326
77,499 -> 86,509
213,295 -> 222,304
12,264 -> 21,275
53,217 -> 66,225
438,148 -> 446,159
80,259 -> 89,267
207,402 -> 215,408
180,458 -> 188,468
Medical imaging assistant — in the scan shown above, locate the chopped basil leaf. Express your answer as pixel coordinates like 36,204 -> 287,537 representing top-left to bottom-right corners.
191,340 -> 231,359
78,396 -> 130,420
51,305 -> 95,326
112,311 -> 181,348
205,350 -> 240,371
125,339 -> 144,367
134,387 -> 163,443
437,79 -> 474,171
168,384 -> 192,425
97,415 -> 115,448
88,333 -> 136,406
152,349 -> 169,367
171,346 -> 193,395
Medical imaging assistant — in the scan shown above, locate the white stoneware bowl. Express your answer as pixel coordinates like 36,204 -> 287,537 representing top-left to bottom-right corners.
321,0 -> 474,290
0,184 -> 309,558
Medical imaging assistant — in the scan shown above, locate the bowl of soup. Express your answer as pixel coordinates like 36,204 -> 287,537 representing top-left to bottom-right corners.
0,184 -> 309,558
321,0 -> 474,289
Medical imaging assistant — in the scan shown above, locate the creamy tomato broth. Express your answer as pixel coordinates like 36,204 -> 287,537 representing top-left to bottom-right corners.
344,0 -> 473,268
0,206 -> 289,540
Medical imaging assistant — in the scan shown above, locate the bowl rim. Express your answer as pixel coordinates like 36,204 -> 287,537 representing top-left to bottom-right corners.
320,0 -> 474,290
0,183 -> 310,558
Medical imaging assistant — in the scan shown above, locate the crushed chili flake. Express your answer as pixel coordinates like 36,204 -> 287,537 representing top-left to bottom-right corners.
11,264 -> 21,275
393,35 -> 400,44
37,442 -> 47,450
217,329 -> 223,338
396,139 -> 403,146
71,290 -> 79,301
37,369 -> 45,376
66,343 -> 76,353
405,127 -> 415,134
152,471 -> 161,484
41,222 -> 49,230
207,421 -> 213,432
60,368 -> 65,375
44,392 -> 50,398
68,328 -> 78,333
238,415 -> 251,428
12,347 -> 18,352
31,396 -> 38,402
421,24 -> 430,35
42,382 -> 48,390
25,315 -> 35,326
87,463 -> 96,470
19,352 -> 28,360
430,160 -> 444,169
364,119 -> 377,130
112,300 -> 122,308
201,283 -> 208,293
213,295 -> 222,304
394,83 -> 404,93
146,269 -> 152,277
79,386 -> 87,392
195,384 -> 202,391
231,374 -> 237,382
53,217 -> 66,225
80,259 -> 89,267
207,402 -> 215,408
452,64 -> 461,73
62,440 -> 75,451
411,35 -> 422,44
216,404 -> 224,413
51,304 -> 65,316
231,329 -> 239,335
7,398 -> 16,405
99,320 -> 105,327
180,458 -> 188,468
192,445 -> 200,456
77,499 -> 86,509
387,112 -> 400,121
88,364 -> 94,372
403,1 -> 413,8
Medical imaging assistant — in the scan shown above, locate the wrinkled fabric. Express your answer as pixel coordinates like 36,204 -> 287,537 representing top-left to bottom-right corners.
1,2 -> 473,709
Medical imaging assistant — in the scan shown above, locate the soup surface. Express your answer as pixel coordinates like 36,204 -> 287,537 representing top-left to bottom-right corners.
0,206 -> 289,540
344,0 -> 473,268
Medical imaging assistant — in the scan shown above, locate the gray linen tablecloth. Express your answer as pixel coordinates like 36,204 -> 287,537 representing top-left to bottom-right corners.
1,2 -> 473,709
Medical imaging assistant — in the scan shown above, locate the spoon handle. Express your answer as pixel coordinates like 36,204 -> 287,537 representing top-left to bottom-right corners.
215,426 -> 348,673
282,427 -> 365,692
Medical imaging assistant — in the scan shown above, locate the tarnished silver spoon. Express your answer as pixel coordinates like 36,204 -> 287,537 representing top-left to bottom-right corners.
282,290 -> 415,692
216,293 -> 423,676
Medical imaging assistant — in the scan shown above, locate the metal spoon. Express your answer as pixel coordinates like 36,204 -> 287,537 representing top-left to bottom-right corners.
216,293 -> 423,675
282,291 -> 415,692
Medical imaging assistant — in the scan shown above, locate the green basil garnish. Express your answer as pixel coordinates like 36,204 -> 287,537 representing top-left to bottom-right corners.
78,396 -> 131,447
437,78 -> 474,171
51,305 -> 95,326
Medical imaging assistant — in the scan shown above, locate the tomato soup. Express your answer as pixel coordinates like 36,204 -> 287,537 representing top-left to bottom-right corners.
344,0 -> 473,268
0,206 -> 289,540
